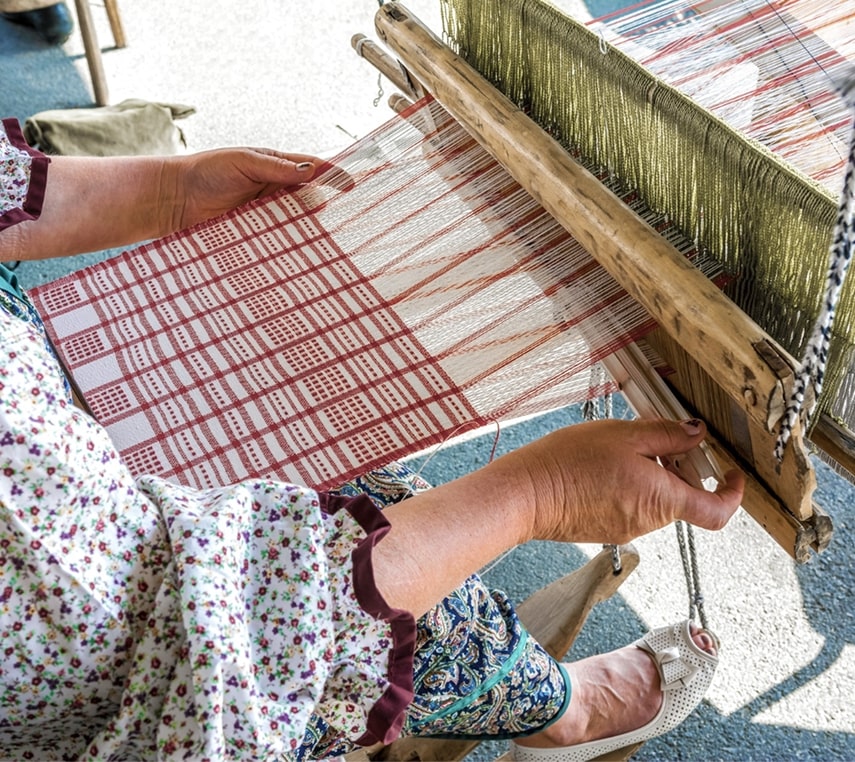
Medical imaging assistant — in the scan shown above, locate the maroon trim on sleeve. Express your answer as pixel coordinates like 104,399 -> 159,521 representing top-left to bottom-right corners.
1,118 -> 50,232
318,492 -> 417,747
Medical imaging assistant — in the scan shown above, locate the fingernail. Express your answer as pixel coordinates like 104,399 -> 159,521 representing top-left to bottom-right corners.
680,418 -> 702,436
296,161 -> 314,172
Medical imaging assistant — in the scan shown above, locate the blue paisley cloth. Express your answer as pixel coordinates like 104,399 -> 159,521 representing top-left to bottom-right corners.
322,466 -> 570,755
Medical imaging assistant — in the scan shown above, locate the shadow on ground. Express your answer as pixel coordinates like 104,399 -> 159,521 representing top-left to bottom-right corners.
413,405 -> 855,761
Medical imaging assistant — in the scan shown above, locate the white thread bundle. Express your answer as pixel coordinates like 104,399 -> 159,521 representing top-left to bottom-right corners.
592,0 -> 855,192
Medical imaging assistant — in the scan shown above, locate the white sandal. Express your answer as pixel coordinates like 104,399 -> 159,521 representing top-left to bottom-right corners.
511,620 -> 719,761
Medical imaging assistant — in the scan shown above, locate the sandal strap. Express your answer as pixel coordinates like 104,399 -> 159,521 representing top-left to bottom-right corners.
635,620 -> 717,692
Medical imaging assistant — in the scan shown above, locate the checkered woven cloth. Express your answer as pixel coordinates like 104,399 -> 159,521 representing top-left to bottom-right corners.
30,98 -> 659,491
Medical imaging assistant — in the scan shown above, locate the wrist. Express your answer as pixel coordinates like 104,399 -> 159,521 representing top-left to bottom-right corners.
487,433 -> 576,545
478,453 -> 544,547
155,155 -> 186,237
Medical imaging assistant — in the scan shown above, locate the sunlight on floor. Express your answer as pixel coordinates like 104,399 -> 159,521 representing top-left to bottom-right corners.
752,643 -> 855,734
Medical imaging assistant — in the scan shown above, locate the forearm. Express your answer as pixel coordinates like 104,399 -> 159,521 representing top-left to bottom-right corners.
369,418 -> 744,618
2,154 -> 179,260
371,454 -> 538,618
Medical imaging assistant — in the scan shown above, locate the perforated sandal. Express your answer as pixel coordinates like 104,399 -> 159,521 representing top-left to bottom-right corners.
511,620 -> 719,761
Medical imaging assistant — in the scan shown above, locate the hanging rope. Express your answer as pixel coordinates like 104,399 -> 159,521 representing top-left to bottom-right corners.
776,74 -> 855,460
675,520 -> 708,629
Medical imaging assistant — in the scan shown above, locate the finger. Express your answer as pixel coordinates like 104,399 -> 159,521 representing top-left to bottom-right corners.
247,148 -> 323,166
629,417 -> 709,458
250,151 -> 355,191
242,149 -> 324,185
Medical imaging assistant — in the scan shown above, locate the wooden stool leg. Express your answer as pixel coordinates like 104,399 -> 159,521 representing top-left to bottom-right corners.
103,0 -> 126,48
73,0 -> 108,105
352,544 -> 640,762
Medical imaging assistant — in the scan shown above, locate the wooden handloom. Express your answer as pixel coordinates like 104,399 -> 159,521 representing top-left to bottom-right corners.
357,1 -> 851,566
27,2 -> 854,761
342,1 -> 852,760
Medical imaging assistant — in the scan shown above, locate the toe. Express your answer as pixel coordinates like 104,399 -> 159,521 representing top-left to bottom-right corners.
689,624 -> 717,655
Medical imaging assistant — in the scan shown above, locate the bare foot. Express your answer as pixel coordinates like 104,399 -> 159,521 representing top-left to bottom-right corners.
515,625 -> 716,749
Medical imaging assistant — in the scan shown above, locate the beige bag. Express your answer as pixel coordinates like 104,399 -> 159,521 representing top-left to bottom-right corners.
23,98 -> 196,156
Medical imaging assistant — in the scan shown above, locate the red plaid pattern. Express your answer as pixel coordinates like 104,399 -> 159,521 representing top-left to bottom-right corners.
31,98 -> 655,491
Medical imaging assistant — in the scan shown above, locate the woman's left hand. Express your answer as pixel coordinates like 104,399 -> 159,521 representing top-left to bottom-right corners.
173,147 -> 323,230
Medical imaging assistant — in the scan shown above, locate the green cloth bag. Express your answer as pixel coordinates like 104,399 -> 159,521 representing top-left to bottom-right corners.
23,98 -> 196,156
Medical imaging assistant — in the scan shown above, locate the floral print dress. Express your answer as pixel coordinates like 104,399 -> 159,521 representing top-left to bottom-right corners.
0,118 -> 568,761
0,264 -> 414,759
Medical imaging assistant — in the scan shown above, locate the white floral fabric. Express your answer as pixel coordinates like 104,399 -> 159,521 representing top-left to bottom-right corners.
1,117 -> 48,231
0,293 -> 413,760
0,119 -> 414,760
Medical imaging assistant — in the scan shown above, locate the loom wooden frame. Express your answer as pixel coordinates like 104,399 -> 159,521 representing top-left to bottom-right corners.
364,2 -> 825,561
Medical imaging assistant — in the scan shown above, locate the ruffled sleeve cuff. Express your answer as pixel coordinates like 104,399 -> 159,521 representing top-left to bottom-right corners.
1,118 -> 50,232
319,492 -> 417,747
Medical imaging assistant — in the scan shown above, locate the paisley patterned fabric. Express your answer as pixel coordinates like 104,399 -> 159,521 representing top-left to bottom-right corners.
334,468 -> 570,742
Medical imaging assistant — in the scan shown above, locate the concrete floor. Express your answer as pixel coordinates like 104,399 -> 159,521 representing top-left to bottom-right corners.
2,1 -> 853,760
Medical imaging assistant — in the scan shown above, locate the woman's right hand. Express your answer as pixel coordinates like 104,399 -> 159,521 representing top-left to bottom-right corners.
494,418 -> 744,546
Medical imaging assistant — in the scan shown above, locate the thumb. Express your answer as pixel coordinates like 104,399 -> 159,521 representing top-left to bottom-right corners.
244,149 -> 321,185
678,467 -> 745,531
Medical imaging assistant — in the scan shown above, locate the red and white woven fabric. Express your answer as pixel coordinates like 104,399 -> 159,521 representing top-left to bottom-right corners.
31,98 -> 657,491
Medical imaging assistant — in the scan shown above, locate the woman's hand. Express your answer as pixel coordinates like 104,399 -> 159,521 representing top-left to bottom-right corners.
4,147 -> 324,261
169,147 -> 322,231
501,418 -> 745,545
374,417 -> 744,617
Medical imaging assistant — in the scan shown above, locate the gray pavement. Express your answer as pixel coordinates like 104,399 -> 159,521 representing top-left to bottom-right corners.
2,2 -> 853,760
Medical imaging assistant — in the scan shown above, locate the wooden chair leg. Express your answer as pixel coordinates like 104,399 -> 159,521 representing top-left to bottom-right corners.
103,0 -> 125,48
352,544 -> 641,761
73,0 -> 108,105
73,0 -> 125,106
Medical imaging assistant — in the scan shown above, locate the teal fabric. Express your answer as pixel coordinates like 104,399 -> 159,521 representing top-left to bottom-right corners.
0,262 -> 24,300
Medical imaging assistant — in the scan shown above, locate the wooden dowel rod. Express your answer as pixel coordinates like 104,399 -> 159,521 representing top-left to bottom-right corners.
388,93 -> 413,114
351,33 -> 423,101
374,3 -> 796,439
603,343 -> 823,561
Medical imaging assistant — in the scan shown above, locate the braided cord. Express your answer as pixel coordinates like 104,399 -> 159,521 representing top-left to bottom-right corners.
776,76 -> 855,459
676,520 -> 707,629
